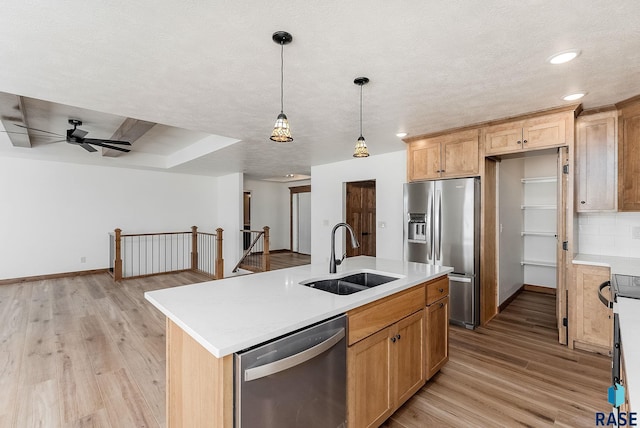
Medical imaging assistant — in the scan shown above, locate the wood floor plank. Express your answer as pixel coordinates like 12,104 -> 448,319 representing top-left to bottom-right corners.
13,379 -> 62,428
96,368 -> 159,428
64,408 -> 111,428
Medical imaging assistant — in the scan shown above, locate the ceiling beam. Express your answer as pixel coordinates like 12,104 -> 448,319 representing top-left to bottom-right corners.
0,92 -> 31,148
102,117 -> 155,157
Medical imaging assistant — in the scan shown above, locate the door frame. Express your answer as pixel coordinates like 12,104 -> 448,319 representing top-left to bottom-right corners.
345,180 -> 376,257
289,185 -> 311,252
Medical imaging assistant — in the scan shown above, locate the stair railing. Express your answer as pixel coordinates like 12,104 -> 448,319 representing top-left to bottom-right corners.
232,226 -> 270,273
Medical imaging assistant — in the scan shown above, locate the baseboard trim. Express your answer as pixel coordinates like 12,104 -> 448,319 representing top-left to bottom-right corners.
523,284 -> 557,295
0,268 -> 109,286
499,285 -> 524,312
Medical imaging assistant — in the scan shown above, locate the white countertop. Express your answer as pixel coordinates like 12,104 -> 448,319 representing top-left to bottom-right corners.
572,254 -> 640,276
617,297 -> 640,412
145,256 -> 453,358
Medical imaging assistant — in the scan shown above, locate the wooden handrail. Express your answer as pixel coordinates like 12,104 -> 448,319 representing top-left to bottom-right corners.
120,231 -> 192,237
232,226 -> 271,273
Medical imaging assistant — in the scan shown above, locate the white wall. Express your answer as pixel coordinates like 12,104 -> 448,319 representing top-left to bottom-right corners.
0,157 -> 219,280
498,158 -> 524,304
243,178 -> 290,251
578,212 -> 640,257
217,173 -> 243,277
310,150 -> 406,265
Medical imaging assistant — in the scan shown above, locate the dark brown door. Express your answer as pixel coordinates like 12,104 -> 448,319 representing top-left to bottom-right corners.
346,180 -> 376,257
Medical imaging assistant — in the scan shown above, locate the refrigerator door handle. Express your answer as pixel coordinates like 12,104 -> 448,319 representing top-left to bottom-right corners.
435,189 -> 442,261
427,191 -> 433,261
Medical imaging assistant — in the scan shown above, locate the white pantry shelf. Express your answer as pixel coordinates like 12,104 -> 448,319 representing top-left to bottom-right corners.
521,260 -> 557,268
521,231 -> 557,237
521,176 -> 557,184
521,205 -> 557,210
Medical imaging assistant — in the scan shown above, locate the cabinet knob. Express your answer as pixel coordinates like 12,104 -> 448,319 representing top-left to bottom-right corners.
439,302 -> 444,308
441,170 -> 445,173
523,139 -> 528,144
580,201 -> 586,204
517,140 -> 522,144
390,336 -> 397,343
396,334 -> 401,340
438,288 -> 444,293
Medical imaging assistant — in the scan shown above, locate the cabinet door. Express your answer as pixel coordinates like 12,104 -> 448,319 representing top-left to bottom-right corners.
576,113 -> 617,211
484,123 -> 523,155
426,296 -> 449,379
573,265 -> 612,353
407,139 -> 441,181
619,102 -> 640,211
522,113 -> 568,151
441,130 -> 479,178
394,310 -> 425,407
347,328 -> 393,428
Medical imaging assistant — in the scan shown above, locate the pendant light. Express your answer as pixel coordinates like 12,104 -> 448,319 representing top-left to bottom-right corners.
353,77 -> 370,157
270,31 -> 293,142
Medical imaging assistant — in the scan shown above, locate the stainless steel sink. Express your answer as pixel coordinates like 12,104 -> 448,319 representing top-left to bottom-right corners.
300,271 -> 399,295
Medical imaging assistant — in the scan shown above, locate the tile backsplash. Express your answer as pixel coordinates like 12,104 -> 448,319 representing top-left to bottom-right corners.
578,212 -> 640,257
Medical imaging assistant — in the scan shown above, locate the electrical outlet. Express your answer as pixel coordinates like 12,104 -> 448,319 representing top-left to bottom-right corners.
80,256 -> 86,263
632,226 -> 640,240
378,221 -> 386,229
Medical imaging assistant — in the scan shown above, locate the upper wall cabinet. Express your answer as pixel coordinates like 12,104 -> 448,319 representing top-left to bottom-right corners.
406,129 -> 479,182
617,97 -> 640,211
483,111 -> 574,156
575,111 -> 617,212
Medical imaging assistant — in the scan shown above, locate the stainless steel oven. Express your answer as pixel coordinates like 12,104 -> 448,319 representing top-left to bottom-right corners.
234,315 -> 347,428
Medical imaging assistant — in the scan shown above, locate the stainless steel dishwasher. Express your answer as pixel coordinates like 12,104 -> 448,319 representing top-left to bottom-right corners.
234,314 -> 347,428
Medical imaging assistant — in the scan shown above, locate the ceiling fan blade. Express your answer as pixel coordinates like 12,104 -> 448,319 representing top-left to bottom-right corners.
84,138 -> 131,146
79,143 -> 98,152
14,124 -> 65,137
71,128 -> 89,139
87,141 -> 131,153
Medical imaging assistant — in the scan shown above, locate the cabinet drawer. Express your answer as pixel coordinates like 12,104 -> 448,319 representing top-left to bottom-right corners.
426,276 -> 449,305
347,286 -> 425,345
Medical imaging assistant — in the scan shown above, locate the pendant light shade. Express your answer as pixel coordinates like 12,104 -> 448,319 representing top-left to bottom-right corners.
270,31 -> 293,143
353,77 -> 370,158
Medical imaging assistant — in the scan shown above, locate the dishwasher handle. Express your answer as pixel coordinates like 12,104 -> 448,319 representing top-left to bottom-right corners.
598,281 -> 613,309
244,328 -> 345,382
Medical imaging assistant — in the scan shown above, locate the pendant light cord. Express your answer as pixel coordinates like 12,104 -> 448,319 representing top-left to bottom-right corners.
280,42 -> 284,114
359,83 -> 363,137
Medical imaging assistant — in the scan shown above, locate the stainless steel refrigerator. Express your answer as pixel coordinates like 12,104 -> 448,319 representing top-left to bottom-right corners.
403,178 -> 480,329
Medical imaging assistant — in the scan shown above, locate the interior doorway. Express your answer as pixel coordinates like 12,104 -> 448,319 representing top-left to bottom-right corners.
345,180 -> 376,257
493,148 -> 569,343
243,191 -> 251,250
290,185 -> 311,255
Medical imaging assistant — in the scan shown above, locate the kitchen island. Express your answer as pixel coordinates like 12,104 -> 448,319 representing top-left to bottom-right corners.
145,256 -> 452,427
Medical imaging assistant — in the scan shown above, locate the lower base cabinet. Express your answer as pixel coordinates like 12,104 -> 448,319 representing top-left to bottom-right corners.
426,295 -> 449,379
347,310 -> 425,428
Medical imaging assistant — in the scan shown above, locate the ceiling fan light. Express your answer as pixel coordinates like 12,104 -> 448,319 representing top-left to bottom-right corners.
353,136 -> 369,158
270,113 -> 293,142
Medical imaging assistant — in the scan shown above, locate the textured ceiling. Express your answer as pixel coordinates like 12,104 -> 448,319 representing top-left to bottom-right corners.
0,1 -> 639,178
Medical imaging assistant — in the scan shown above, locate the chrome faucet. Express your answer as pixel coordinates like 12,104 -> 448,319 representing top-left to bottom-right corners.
330,222 -> 360,273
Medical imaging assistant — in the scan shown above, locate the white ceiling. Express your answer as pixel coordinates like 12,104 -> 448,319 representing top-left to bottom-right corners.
0,1 -> 639,179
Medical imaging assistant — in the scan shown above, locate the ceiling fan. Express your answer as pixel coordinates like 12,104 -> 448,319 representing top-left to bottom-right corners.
11,119 -> 132,153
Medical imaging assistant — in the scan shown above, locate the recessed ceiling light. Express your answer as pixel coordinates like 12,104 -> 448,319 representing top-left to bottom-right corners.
548,49 -> 581,64
285,173 -> 295,178
563,93 -> 585,101
396,132 -> 408,138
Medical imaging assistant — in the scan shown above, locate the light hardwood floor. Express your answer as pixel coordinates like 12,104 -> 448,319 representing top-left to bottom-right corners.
1,273 -> 610,427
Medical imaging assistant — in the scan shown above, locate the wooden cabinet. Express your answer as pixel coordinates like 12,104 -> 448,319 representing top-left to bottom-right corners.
407,129 -> 479,181
347,310 -> 424,428
484,112 -> 573,156
570,264 -> 612,355
617,97 -> 640,211
575,112 -> 617,211
425,276 -> 449,379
